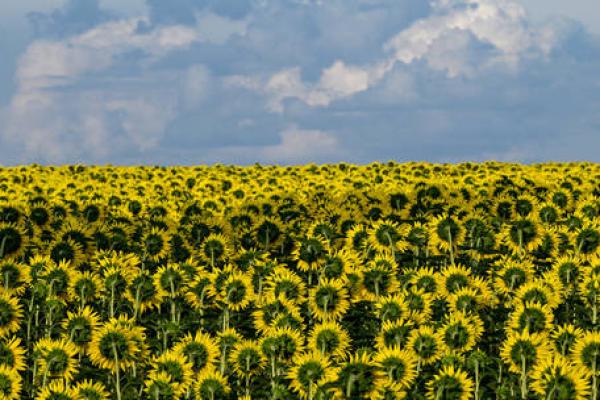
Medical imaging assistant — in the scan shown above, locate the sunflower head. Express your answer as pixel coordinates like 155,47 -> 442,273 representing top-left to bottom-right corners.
426,365 -> 474,400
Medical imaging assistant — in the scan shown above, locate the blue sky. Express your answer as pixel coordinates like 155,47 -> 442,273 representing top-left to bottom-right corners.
0,0 -> 599,165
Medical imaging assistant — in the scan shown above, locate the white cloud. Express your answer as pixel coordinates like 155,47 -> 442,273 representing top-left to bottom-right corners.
232,0 -> 561,111
2,12 -> 239,162
260,127 -> 340,163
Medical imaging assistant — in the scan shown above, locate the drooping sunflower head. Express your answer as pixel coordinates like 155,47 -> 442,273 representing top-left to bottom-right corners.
292,236 -> 329,273
374,346 -> 418,390
425,365 -> 474,400
150,351 -> 194,397
264,266 -> 306,303
437,264 -> 472,299
0,293 -> 22,338
220,271 -> 254,312
377,319 -> 415,350
73,379 -> 110,400
36,379 -> 76,400
260,327 -> 304,362
549,324 -> 583,358
0,223 -> 27,260
551,255 -> 581,292
126,270 -> 163,314
61,307 -> 100,351
144,371 -> 177,400
334,352 -> 383,400
309,278 -> 349,322
69,271 -> 103,306
229,339 -> 265,378
141,227 -> 171,262
0,364 -> 21,400
195,367 -> 230,400
0,337 -> 26,371
33,338 -> 79,382
572,331 -> 600,376
375,295 -> 409,323
287,351 -> 337,400
440,312 -> 484,355
153,263 -> 188,298
500,329 -> 551,374
530,354 -> 590,400
308,321 -> 351,359
407,326 -> 443,366
0,260 -> 30,296
173,331 -> 219,373
509,301 -> 554,334
89,325 -> 139,371
200,233 -> 231,267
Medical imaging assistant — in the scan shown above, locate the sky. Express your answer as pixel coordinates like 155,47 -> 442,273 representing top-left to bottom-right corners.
0,0 -> 599,165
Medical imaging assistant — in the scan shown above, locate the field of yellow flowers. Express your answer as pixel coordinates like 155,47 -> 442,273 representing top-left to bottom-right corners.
0,162 -> 599,399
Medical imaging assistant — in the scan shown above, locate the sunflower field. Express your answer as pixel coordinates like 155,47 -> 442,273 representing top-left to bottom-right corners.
0,163 -> 599,399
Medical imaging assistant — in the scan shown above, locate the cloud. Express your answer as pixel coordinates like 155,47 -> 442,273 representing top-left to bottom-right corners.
3,15 -> 220,162
231,0 -> 562,112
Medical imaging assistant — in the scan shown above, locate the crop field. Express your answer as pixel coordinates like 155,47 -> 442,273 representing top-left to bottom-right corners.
0,163 -> 599,399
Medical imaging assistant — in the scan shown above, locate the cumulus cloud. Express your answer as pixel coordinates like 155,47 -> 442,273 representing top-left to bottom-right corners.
231,0 -> 562,111
3,11 -> 245,162
1,0 -> 599,164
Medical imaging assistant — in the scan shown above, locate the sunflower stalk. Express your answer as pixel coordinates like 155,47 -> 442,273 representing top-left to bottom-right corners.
112,341 -> 122,400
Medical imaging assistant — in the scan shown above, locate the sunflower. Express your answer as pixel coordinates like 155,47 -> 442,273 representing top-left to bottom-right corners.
367,220 -> 408,257
501,217 -> 544,256
572,331 -> 600,376
375,295 -> 409,323
150,351 -> 194,397
408,267 -> 439,298
309,278 -> 349,322
252,293 -> 303,333
440,312 -> 484,355
436,264 -> 472,299
41,261 -> 76,300
360,256 -> 400,301
220,271 -> 254,312
153,263 -> 188,299
141,227 -> 171,262
446,287 -> 484,315
173,331 -> 219,373
263,266 -> 306,303
0,260 -> 30,296
531,355 -> 590,400
500,329 -> 551,374
509,301 -> 554,334
551,255 -> 582,293
254,217 -> 283,250
69,271 -> 103,309
61,307 -> 100,352
36,379 -> 76,400
126,270 -> 163,315
33,338 -> 79,383
308,321 -> 351,359
200,233 -> 232,267
291,235 -> 330,276
345,224 -> 369,253
402,288 -> 434,324
287,351 -> 337,400
376,319 -> 415,350
333,352 -> 384,400
0,365 -> 21,400
425,365 -> 473,400
514,280 -> 562,310
196,367 -> 230,400
574,222 -> 600,261
184,270 -> 214,312
0,223 -> 28,259
551,324 -> 583,357
229,339 -> 265,380
493,266 -> 531,307
374,346 -> 418,389
578,273 -> 600,323
260,327 -> 304,367
407,326 -> 443,367
47,238 -> 85,268
319,249 -> 359,282
0,293 -> 22,337
88,325 -> 139,371
428,215 -> 464,261
144,371 -> 178,400
0,336 -> 26,371
73,379 -> 110,400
